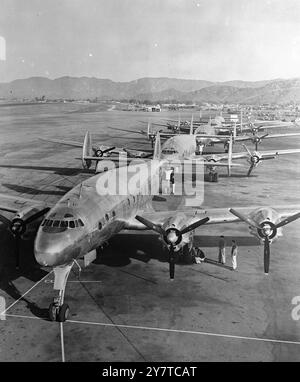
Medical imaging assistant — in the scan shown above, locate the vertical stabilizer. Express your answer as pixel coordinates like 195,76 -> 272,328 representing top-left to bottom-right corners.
190,114 -> 194,135
153,132 -> 161,160
233,122 -> 237,141
227,135 -> 233,177
147,121 -> 151,138
240,110 -> 243,133
82,131 -> 92,169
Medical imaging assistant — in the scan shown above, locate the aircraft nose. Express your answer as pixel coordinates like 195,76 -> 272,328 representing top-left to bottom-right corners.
34,240 -> 63,267
34,232 -> 72,267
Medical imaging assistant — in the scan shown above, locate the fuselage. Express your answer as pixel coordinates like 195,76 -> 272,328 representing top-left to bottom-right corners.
34,160 -> 163,267
161,135 -> 197,159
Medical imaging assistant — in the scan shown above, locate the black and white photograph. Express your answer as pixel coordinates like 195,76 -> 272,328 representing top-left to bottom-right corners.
0,0 -> 300,365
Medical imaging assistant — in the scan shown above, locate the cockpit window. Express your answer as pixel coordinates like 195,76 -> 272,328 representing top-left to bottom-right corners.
162,148 -> 177,154
42,217 -> 85,231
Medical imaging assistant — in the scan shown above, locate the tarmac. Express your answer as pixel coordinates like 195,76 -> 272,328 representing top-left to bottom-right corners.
0,103 -> 300,361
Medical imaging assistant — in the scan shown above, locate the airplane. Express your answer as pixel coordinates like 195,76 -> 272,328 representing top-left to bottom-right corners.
113,117 -> 300,154
0,133 -> 299,323
43,125 -> 300,183
203,143 -> 300,178
42,129 -> 243,181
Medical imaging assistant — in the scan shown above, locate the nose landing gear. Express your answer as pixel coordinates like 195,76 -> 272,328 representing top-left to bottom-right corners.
48,263 -> 73,322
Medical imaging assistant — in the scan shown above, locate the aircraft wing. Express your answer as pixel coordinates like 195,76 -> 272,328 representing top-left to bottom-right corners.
109,127 -> 146,136
259,148 -> 300,157
40,137 -> 84,148
207,148 -> 300,162
0,193 -> 51,214
195,134 -> 231,140
122,205 -> 300,230
261,133 -> 300,139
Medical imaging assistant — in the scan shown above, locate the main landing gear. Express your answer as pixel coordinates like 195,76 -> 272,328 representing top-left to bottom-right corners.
48,263 -> 73,322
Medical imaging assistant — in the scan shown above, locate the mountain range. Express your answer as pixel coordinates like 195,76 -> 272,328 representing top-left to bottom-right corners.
1,76 -> 300,104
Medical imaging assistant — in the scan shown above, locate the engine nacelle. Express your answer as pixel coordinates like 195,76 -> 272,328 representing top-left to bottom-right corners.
248,207 -> 283,243
161,214 -> 194,251
11,205 -> 46,237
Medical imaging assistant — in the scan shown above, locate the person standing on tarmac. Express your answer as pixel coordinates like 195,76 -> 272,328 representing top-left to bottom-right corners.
218,235 -> 226,264
231,240 -> 238,271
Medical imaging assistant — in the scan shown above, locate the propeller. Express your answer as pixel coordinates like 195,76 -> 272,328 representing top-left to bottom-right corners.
135,215 -> 209,279
94,146 -> 115,158
252,133 -> 269,151
229,209 -> 300,274
242,144 -> 262,176
0,207 -> 50,269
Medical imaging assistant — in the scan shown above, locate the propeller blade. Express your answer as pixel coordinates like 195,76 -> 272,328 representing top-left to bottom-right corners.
247,164 -> 255,177
180,217 -> 210,235
135,215 -> 165,235
229,208 -> 261,229
242,144 -> 253,156
0,213 -> 12,227
102,146 -> 116,154
109,127 -> 144,135
261,133 -> 269,139
169,245 -> 175,280
264,238 -> 270,274
24,207 -> 51,225
275,212 -> 300,229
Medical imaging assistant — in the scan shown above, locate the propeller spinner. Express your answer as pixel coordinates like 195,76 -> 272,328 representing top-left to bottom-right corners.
135,215 -> 209,279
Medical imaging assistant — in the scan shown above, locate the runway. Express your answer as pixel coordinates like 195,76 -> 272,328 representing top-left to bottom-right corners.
0,103 -> 300,361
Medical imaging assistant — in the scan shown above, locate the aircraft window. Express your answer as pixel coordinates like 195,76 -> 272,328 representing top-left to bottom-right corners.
112,211 -> 116,218
41,220 -> 46,226
46,220 -> 53,227
105,213 -> 109,221
60,221 -> 68,228
78,219 -> 84,227
98,222 -> 102,230
127,198 -> 130,205
75,220 -> 79,227
69,221 -> 75,228
53,220 -> 60,227
64,213 -> 73,218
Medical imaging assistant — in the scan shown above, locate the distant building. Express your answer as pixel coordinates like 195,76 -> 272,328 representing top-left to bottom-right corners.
151,104 -> 161,112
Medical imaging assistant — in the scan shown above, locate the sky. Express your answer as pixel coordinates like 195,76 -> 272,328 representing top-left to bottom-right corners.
0,0 -> 300,83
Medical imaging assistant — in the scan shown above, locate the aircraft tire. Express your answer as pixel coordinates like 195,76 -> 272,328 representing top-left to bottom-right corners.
57,303 -> 70,322
49,303 -> 58,321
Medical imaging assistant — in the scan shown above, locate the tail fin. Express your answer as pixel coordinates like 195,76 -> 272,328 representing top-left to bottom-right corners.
227,135 -> 233,176
190,114 -> 194,135
233,122 -> 237,141
240,110 -> 243,133
153,132 -> 161,160
82,131 -> 92,169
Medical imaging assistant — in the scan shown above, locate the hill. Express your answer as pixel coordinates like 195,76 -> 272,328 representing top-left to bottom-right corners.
0,76 -> 299,104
